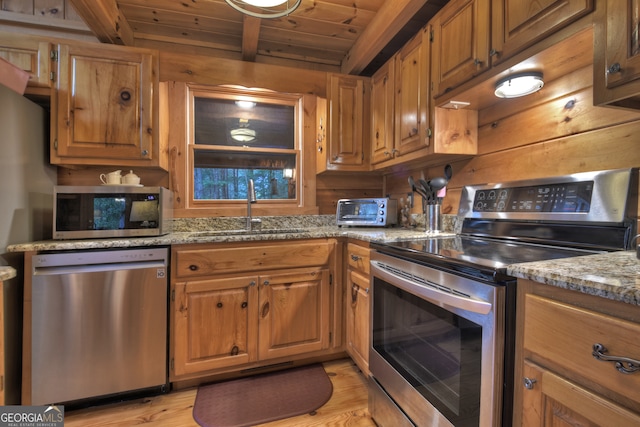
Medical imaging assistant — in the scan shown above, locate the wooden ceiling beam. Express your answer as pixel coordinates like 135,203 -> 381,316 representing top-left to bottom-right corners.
341,0 -> 428,75
242,15 -> 261,62
68,0 -> 134,45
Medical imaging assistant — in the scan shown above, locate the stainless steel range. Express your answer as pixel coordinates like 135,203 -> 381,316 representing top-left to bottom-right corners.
368,168 -> 638,427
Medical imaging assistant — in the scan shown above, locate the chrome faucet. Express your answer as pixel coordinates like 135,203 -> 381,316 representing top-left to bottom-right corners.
246,179 -> 262,231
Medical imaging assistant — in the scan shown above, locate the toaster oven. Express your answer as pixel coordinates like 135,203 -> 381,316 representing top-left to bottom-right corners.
336,198 -> 398,227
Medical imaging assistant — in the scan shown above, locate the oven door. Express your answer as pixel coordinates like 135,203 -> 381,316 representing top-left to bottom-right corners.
369,251 -> 506,427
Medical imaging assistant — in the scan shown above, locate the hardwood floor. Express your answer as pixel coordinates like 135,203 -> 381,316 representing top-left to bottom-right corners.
64,358 -> 376,426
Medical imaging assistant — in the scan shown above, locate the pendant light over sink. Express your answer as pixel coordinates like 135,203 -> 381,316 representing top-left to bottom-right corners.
225,0 -> 301,18
494,72 -> 544,98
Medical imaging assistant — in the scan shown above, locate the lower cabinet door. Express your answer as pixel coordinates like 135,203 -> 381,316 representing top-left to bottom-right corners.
346,269 -> 370,375
521,360 -> 640,426
258,268 -> 331,360
172,276 -> 259,377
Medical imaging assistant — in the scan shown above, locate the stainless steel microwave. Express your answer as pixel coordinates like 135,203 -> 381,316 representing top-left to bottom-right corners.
336,198 -> 398,227
53,186 -> 173,239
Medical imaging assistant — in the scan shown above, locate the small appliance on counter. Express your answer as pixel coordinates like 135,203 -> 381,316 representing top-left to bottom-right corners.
336,198 -> 398,227
53,186 -> 173,239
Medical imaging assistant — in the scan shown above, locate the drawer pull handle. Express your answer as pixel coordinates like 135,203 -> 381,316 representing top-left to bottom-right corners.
592,343 -> 640,374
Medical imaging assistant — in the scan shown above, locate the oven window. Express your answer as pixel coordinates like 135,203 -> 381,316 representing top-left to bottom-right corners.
373,277 -> 482,426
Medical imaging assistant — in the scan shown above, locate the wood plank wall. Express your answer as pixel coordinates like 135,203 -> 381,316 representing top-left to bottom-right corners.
384,62 -> 640,227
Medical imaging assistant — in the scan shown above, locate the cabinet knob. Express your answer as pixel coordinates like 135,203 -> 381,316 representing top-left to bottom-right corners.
489,49 -> 499,57
188,264 -> 199,271
474,58 -> 483,67
523,377 -> 537,390
607,63 -> 622,74
249,280 -> 256,287
141,149 -> 149,156
350,254 -> 361,261
263,280 -> 270,286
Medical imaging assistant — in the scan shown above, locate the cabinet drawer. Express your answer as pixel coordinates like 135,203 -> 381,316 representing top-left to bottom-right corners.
173,241 -> 332,278
347,243 -> 370,274
524,294 -> 640,404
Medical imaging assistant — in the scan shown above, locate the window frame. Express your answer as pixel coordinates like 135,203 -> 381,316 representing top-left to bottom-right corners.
177,84 -> 314,217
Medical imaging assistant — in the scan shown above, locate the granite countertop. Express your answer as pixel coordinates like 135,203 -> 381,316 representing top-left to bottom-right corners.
5,226 -> 452,252
6,214 -> 639,306
507,250 -> 640,305
0,266 -> 16,281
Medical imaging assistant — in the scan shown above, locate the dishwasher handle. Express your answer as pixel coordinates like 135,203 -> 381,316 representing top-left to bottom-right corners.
34,260 -> 168,276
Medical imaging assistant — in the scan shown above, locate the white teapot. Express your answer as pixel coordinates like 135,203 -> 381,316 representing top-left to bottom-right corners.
122,170 -> 141,185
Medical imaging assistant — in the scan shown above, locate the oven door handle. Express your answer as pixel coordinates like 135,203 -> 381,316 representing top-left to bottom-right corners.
371,261 -> 492,315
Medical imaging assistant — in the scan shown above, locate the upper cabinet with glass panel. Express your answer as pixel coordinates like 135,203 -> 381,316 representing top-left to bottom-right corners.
190,88 -> 301,204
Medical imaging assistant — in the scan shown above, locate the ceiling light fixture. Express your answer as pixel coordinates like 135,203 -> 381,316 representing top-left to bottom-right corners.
235,100 -> 256,109
225,0 -> 301,19
230,128 -> 256,142
494,72 -> 544,98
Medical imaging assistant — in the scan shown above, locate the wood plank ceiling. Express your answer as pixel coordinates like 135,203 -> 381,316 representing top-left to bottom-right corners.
68,0 -> 449,76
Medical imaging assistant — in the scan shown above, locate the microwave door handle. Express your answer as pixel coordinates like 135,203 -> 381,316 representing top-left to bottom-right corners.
371,261 -> 492,315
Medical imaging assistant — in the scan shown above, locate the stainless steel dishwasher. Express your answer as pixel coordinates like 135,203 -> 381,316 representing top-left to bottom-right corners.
29,247 -> 169,405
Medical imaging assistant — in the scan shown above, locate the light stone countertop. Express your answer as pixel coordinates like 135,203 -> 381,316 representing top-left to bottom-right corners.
507,250 -> 640,305
5,226 -> 453,252
6,213 -> 639,306
0,266 -> 16,281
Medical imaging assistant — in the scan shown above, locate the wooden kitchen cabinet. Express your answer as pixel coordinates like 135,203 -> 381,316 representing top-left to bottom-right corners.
173,275 -> 259,375
257,268 -> 331,360
51,41 -> 167,169
345,242 -> 371,376
319,74 -> 370,172
594,0 -> 640,110
491,0 -> 593,67
0,32 -> 52,92
431,0 -> 491,98
432,0 -> 592,98
513,279 -> 640,425
170,239 -> 339,380
370,57 -> 396,165
394,27 -> 431,159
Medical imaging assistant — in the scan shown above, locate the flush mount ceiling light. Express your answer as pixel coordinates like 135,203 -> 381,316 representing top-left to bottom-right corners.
494,72 -> 544,98
230,128 -> 256,142
235,100 -> 256,109
225,0 -> 301,19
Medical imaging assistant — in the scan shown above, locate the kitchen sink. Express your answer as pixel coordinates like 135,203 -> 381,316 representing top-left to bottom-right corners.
190,228 -> 308,237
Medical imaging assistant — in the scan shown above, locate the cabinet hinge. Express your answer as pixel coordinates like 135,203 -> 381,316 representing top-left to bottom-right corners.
171,289 -> 175,302
53,139 -> 58,150
329,332 -> 332,344
50,49 -> 58,61
430,29 -> 434,42
0,374 -> 3,391
49,71 -> 55,81
329,274 -> 333,285
170,358 -> 174,371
